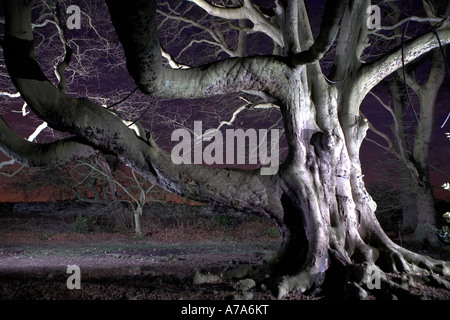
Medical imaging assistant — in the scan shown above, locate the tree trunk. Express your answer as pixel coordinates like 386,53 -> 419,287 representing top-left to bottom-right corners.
133,188 -> 146,238
401,173 -> 437,244
134,205 -> 143,238
262,75 -> 373,296
390,47 -> 446,245
255,67 -> 449,297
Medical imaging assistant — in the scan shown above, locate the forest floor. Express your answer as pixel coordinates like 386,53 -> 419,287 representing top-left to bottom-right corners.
0,201 -> 449,300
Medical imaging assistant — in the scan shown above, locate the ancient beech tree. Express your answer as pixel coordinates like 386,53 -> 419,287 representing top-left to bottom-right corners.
1,0 -> 450,298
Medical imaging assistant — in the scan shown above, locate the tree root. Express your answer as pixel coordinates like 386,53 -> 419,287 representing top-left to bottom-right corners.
189,227 -> 449,300
275,267 -> 318,299
257,243 -> 449,299
335,245 -> 450,299
189,243 -> 449,300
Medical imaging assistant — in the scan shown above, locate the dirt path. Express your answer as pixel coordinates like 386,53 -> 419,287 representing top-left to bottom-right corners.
0,237 -> 280,300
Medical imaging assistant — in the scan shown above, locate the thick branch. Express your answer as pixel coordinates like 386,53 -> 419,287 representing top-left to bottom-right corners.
331,0 -> 370,80
0,116 -> 96,167
147,138 -> 280,214
359,27 -> 450,97
289,0 -> 346,66
105,0 -> 290,101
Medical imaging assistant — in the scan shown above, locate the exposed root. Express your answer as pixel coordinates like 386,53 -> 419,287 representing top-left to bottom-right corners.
275,266 -> 318,299
189,242 -> 449,300
397,246 -> 450,277
266,242 -> 450,299
350,248 -> 450,299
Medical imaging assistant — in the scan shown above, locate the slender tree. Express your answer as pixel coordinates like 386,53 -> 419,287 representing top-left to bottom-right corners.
74,156 -> 160,238
1,0 -> 450,298
28,155 -> 160,237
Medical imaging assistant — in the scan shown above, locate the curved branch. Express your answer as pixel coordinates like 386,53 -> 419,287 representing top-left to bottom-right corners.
362,112 -> 399,157
105,0 -> 290,101
359,26 -> 450,97
161,48 -> 191,69
0,91 -> 20,98
187,0 -> 246,20
368,92 -> 410,162
366,92 -> 422,184
0,115 -> 96,167
376,16 -> 444,32
146,138 -> 280,214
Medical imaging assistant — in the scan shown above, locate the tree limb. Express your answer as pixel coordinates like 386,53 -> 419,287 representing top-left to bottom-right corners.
331,0 -> 370,80
289,0 -> 346,66
188,0 -> 284,46
361,111 -> 400,158
359,26 -> 450,97
105,0 -> 290,101
367,91 -> 421,184
53,2 -> 72,93
161,49 -> 191,69
0,115 -> 96,167
376,16 -> 444,31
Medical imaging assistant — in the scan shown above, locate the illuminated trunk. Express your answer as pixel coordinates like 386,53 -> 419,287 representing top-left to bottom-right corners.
260,68 -> 386,296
